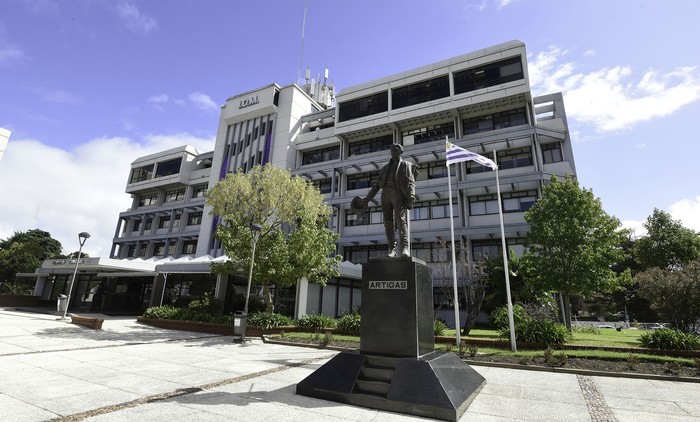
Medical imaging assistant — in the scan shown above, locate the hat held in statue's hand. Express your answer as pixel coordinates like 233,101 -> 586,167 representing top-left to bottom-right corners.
351,196 -> 368,214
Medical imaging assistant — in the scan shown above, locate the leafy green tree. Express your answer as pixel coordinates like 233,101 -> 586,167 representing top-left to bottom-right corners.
636,260 -> 700,333
523,175 -> 628,330
0,229 -> 64,284
634,208 -> 700,271
206,164 -> 340,312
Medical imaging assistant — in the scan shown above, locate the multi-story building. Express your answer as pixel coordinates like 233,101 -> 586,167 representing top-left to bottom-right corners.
28,40 -> 576,319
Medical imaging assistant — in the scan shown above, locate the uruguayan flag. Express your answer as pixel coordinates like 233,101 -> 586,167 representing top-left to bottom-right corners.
445,141 -> 497,170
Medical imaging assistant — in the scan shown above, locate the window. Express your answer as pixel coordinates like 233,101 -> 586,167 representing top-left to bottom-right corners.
497,147 -> 533,170
472,238 -> 523,259
154,243 -> 166,257
415,161 -> 454,181
155,158 -> 182,177
312,178 -> 334,194
302,145 -> 340,165
132,220 -> 142,232
346,171 -> 379,191
412,203 -> 430,220
172,214 -> 181,228
542,143 -> 563,163
187,212 -> 202,226
182,240 -> 197,255
158,216 -> 170,229
338,92 -> 389,122
431,200 -> 458,219
402,122 -> 454,146
469,194 -> 499,215
138,193 -> 159,207
463,108 -> 527,135
466,153 -> 496,174
144,218 -> 152,231
344,245 -> 387,264
129,165 -> 153,183
392,75 -> 450,109
164,188 -> 185,203
345,206 -> 383,226
128,245 -> 137,257
453,56 -> 524,94
348,134 -> 393,157
191,184 -> 207,198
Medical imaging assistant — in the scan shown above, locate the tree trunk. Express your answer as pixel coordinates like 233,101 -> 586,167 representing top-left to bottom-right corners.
262,283 -> 274,313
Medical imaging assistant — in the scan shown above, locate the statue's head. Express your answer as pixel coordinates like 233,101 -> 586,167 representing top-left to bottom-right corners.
390,143 -> 403,159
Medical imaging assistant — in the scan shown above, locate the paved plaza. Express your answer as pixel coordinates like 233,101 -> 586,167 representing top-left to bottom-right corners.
1,308 -> 699,421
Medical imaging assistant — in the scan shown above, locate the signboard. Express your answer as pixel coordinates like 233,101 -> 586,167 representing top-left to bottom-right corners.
368,280 -> 407,290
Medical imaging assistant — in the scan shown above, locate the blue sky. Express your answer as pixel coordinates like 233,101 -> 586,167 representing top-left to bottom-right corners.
1,0 -> 699,256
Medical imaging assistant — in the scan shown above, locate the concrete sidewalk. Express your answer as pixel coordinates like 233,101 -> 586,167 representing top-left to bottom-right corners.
1,309 -> 699,421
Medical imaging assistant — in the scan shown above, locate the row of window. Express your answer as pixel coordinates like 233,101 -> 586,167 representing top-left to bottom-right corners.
345,190 -> 536,227
126,239 -> 198,258
131,212 -> 202,232
302,107 -> 533,165
309,143 -> 561,195
343,238 -> 523,264
129,158 -> 183,184
136,184 -> 207,208
337,56 -> 524,123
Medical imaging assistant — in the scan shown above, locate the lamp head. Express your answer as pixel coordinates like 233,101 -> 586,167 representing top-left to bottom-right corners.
78,232 -> 91,245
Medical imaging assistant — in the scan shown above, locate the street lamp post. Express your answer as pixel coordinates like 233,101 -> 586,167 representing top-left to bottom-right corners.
61,232 -> 90,320
240,223 -> 262,342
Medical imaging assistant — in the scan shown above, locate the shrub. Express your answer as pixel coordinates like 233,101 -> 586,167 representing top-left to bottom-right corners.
512,318 -> 571,346
336,313 -> 361,333
639,328 -> 700,350
434,319 -> 447,336
187,293 -> 223,315
143,306 -> 178,320
247,312 -> 294,329
297,314 -> 337,332
490,304 -> 527,330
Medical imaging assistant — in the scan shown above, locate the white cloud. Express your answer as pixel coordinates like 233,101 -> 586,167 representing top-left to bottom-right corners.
620,219 -> 647,239
529,47 -> 700,132
669,196 -> 700,232
0,45 -> 25,63
0,134 -> 215,257
42,89 -> 83,105
147,94 -> 169,104
189,92 -> 219,112
116,1 -> 158,34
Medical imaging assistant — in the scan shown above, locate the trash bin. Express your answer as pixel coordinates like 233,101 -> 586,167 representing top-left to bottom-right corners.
233,311 -> 247,337
57,294 -> 68,312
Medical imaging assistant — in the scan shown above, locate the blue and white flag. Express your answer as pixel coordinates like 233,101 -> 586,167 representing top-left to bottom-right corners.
445,141 -> 497,170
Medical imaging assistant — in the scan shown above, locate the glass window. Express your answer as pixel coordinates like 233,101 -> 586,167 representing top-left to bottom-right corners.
402,122 -> 455,146
392,75 -> 450,109
191,184 -> 207,198
348,134 -> 393,157
129,165 -> 153,183
346,171 -> 379,191
144,218 -> 152,230
542,143 -> 563,163
158,216 -> 170,229
138,193 -> 159,207
454,56 -> 524,94
412,204 -> 430,220
182,240 -> 198,254
302,145 -> 340,165
164,188 -> 185,203
338,92 -> 389,122
154,243 -> 166,257
172,214 -> 181,228
132,220 -> 141,232
187,212 -> 203,226
469,194 -> 498,215
497,147 -> 533,170
463,108 -> 527,135
155,158 -> 182,177
312,178 -> 334,194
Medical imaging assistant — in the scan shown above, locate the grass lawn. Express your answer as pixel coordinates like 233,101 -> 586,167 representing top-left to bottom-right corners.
445,327 -> 643,348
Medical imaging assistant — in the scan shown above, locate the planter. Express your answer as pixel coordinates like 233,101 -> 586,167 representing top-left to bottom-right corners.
136,316 -> 301,336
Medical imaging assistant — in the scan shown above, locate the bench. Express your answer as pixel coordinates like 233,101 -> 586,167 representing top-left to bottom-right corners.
70,315 -> 104,330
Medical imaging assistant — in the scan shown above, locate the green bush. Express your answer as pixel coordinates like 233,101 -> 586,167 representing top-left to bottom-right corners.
639,328 -> 700,350
572,325 -> 602,335
336,313 -> 361,333
509,317 -> 571,346
187,293 -> 223,315
247,312 -> 294,329
142,305 -> 212,322
434,319 -> 447,336
143,306 -> 179,319
297,314 -> 337,332
490,304 -> 527,330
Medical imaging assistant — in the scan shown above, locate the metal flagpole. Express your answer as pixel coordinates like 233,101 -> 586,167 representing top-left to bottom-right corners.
494,150 -> 517,352
447,159 -> 461,346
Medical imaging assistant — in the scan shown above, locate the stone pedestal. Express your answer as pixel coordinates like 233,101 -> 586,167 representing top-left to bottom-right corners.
296,257 -> 485,422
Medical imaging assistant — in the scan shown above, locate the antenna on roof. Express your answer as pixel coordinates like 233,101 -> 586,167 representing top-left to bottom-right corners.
297,0 -> 308,85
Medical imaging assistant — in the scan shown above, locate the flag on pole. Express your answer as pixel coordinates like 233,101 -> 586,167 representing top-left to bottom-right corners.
445,140 -> 497,170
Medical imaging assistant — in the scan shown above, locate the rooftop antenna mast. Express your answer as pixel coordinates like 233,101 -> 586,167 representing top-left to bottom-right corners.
297,0 -> 308,84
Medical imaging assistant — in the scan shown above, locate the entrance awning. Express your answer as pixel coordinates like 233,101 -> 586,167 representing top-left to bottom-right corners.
96,272 -> 158,278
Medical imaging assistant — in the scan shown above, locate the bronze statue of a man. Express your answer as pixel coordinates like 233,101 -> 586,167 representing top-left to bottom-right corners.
359,144 -> 417,258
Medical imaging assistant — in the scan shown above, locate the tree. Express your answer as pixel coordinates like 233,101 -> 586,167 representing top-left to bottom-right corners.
0,229 -> 64,284
636,260 -> 700,333
523,175 -> 628,330
206,164 -> 340,312
634,208 -> 700,271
